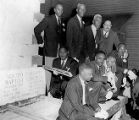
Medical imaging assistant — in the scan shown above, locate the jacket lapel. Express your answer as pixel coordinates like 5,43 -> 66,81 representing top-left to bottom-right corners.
74,16 -> 82,29
77,76 -> 83,103
62,57 -> 70,70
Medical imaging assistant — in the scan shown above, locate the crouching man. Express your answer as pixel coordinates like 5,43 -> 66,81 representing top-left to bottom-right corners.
49,46 -> 78,99
57,63 -> 108,120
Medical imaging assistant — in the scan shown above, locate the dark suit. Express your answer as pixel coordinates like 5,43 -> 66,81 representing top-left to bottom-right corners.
97,29 -> 120,55
49,57 -> 78,98
57,75 -> 102,120
90,61 -> 109,102
66,15 -> 85,62
34,15 -> 65,57
109,51 -> 128,96
84,25 -> 101,61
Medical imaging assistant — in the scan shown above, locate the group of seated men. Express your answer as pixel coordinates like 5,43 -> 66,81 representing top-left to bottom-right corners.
49,43 -> 135,99
34,2 -> 139,120
51,44 -> 137,120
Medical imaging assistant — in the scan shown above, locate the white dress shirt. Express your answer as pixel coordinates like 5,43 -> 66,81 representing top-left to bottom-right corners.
79,75 -> 86,105
91,24 -> 98,48
91,24 -> 97,38
55,14 -> 61,25
61,58 -> 68,67
77,14 -> 82,27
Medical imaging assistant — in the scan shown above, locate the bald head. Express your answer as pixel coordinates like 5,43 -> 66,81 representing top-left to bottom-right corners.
76,3 -> 86,18
103,20 -> 112,32
79,63 -> 93,82
54,4 -> 63,17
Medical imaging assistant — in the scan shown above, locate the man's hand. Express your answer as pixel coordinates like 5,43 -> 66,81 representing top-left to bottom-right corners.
106,90 -> 113,100
85,56 -> 90,63
111,87 -> 117,93
38,43 -> 44,47
95,106 -> 101,112
128,70 -> 137,80
95,109 -> 109,119
123,50 -> 128,59
73,57 -> 79,63
68,72 -> 73,77
53,70 -> 59,76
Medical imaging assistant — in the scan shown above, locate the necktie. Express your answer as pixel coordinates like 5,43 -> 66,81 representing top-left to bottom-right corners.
95,30 -> 99,48
82,81 -> 86,105
80,20 -> 83,28
61,60 -> 65,68
58,18 -> 61,25
98,66 -> 102,74
104,32 -> 108,38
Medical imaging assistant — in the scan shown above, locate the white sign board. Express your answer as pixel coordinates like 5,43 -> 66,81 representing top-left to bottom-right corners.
0,67 -> 46,106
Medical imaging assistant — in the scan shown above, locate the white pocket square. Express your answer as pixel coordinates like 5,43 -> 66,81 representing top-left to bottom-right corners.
89,88 -> 93,91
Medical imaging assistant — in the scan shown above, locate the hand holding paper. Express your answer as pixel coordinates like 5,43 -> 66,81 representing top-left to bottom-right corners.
106,90 -> 113,100
95,109 -> 109,119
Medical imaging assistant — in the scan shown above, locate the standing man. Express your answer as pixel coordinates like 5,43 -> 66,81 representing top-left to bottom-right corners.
84,14 -> 102,61
49,46 -> 78,99
98,20 -> 120,55
34,4 -> 64,62
57,63 -> 108,120
66,3 -> 86,63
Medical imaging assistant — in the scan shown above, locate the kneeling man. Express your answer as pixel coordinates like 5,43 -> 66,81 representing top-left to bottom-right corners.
57,63 -> 108,120
49,46 -> 78,99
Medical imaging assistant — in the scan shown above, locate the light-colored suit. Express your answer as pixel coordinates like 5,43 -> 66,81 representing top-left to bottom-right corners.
57,75 -> 102,120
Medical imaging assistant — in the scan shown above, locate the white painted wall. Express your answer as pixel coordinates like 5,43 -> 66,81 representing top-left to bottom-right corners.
0,0 -> 42,70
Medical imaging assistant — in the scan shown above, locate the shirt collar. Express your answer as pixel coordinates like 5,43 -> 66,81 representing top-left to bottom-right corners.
61,58 -> 68,64
55,14 -> 59,21
79,75 -> 85,86
91,24 -> 97,31
103,29 -> 109,34
77,14 -> 82,22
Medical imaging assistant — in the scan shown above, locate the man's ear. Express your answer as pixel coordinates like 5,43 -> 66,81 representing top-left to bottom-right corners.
76,8 -> 78,13
54,8 -> 56,13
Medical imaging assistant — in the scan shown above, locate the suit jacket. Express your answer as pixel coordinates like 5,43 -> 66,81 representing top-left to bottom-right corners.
97,29 -> 120,55
50,57 -> 78,90
84,25 -> 101,61
66,15 -> 84,60
34,15 -> 64,57
90,61 -> 107,83
58,75 -> 100,120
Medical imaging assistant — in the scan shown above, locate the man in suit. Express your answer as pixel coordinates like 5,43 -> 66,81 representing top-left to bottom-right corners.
90,51 -> 111,102
97,20 -> 120,55
66,3 -> 86,63
57,63 -> 108,120
84,14 -> 102,61
49,46 -> 78,99
34,4 -> 65,58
